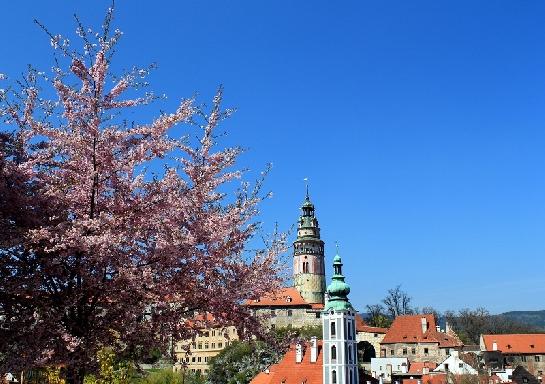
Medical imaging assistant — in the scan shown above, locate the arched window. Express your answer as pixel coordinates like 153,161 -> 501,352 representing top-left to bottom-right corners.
349,369 -> 353,384
348,345 -> 352,363
347,321 -> 352,339
332,370 -> 337,384
331,321 -> 336,336
331,345 -> 337,361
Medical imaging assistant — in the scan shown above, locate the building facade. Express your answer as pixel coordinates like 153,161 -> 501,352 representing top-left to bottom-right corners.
480,334 -> 545,379
380,315 -> 463,364
173,322 -> 239,375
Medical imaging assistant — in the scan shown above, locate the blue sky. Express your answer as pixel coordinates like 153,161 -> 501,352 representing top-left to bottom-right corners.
2,1 -> 545,314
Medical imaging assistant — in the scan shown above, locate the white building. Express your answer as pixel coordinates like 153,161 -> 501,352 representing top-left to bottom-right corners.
371,357 -> 409,381
434,350 -> 478,375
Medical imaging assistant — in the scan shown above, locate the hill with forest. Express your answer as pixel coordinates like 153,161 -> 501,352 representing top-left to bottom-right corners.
499,310 -> 545,330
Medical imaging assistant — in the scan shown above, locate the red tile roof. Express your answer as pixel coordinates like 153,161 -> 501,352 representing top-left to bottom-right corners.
381,315 -> 462,348
246,287 -> 315,308
355,314 -> 388,334
404,373 -> 448,384
251,341 -> 378,384
250,342 -> 323,384
408,362 -> 438,375
481,334 -> 545,354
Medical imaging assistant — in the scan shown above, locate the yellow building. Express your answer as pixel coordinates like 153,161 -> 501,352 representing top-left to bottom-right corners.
173,321 -> 238,375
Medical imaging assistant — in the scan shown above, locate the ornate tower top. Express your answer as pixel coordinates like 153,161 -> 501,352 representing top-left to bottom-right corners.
324,253 -> 353,312
293,190 -> 326,304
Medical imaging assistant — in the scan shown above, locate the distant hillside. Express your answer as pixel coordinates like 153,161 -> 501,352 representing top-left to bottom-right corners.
500,310 -> 545,330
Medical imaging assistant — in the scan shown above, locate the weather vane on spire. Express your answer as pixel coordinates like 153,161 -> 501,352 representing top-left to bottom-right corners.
303,177 -> 309,199
335,241 -> 339,255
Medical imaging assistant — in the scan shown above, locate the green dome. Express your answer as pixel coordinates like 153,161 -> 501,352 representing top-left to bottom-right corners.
324,253 -> 354,312
327,278 -> 350,297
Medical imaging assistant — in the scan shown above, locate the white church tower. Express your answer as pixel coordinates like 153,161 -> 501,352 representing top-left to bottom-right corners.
322,253 -> 359,384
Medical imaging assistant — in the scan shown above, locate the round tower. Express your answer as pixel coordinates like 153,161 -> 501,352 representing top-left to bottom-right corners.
293,191 -> 326,304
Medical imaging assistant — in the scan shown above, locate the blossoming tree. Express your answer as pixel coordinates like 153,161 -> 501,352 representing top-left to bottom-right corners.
0,7 -> 285,384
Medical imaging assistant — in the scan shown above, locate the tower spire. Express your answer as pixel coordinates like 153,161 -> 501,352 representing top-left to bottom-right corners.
324,252 -> 353,311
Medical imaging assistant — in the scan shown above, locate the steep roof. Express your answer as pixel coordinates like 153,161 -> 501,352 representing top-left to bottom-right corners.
246,287 -> 315,308
409,361 -> 438,375
404,373 -> 448,384
250,342 -> 323,384
481,334 -> 545,354
355,314 -> 388,334
381,315 -> 462,348
251,341 -> 380,384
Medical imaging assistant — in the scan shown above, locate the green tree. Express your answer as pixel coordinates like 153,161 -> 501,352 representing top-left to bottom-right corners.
206,341 -> 280,384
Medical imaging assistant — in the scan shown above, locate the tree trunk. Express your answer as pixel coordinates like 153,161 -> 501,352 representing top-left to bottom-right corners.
65,364 -> 85,384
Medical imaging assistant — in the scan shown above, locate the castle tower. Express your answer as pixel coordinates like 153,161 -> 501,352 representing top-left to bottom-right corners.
322,254 -> 359,384
293,190 -> 326,304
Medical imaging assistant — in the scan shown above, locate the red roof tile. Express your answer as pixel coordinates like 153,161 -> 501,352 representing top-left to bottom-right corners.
246,287 -> 315,308
250,342 -> 323,384
482,334 -> 545,354
404,373 -> 448,384
408,362 -> 438,375
381,315 -> 462,348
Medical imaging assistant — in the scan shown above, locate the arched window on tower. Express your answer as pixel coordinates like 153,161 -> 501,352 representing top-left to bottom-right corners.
331,345 -> 337,361
331,321 -> 336,337
332,370 -> 337,384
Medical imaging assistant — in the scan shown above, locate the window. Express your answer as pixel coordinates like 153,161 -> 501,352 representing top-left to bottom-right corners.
204,342 -> 209,349
459,363 -> 464,368
287,310 -> 293,317
444,364 -> 449,371
536,356 -> 541,362
218,342 -> 223,348
348,321 -> 352,339
316,312 -> 321,319
522,356 -> 527,362
412,348 -> 416,355
331,345 -> 337,361
331,321 -> 336,336
192,357 -> 196,363
403,348 -> 407,355
424,348 -> 429,355
198,357 -> 202,362
332,370 -> 337,384
198,343 -> 202,349
390,349 -> 394,356
205,357 -> 209,363
349,345 -> 353,363
374,333 -> 378,337
270,309 -> 276,317
211,343 -> 215,349
211,330 -> 215,336
523,379 -> 528,384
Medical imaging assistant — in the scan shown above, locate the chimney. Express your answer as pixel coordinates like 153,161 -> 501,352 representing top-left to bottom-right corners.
421,317 -> 428,333
296,343 -> 303,363
492,342 -> 498,351
310,336 -> 318,363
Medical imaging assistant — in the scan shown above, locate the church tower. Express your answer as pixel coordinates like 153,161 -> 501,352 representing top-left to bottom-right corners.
322,253 -> 359,384
293,191 -> 326,304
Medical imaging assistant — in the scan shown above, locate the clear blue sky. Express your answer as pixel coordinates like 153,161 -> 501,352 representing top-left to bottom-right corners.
2,1 -> 545,314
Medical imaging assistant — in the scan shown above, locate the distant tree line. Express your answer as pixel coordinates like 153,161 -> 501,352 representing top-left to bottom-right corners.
365,286 -> 542,344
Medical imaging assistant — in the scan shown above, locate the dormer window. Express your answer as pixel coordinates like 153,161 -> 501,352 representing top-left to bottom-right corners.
286,296 -> 292,303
